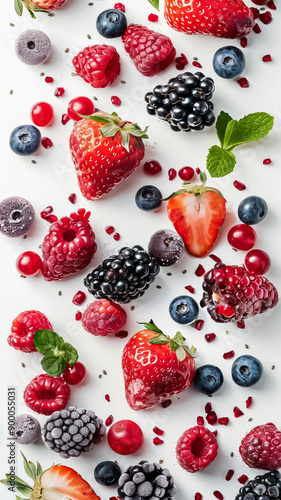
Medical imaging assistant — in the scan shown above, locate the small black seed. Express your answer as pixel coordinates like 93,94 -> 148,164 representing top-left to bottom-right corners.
40,72 -> 45,76
38,244 -> 42,249
159,459 -> 164,464
167,272 -> 172,276
87,34 -> 91,39
21,363 -> 25,368
88,2 -> 93,5
131,306 -> 135,311
31,160 -> 37,164
58,291 -> 62,296
248,417 -> 253,421
245,344 -> 249,349
271,365 -> 275,369
230,452 -> 234,457
102,370 -> 107,375
193,56 -> 198,60
156,285 -> 161,289
9,89 -> 13,94
9,23 -> 15,26
65,48 -> 69,53
120,80 -> 126,84
98,374 -> 102,379
182,270 -> 187,274
93,96 -> 98,101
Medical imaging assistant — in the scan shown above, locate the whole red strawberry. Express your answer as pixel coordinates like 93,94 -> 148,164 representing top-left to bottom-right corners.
82,299 -> 127,336
69,112 -> 148,200
122,321 -> 196,410
176,425 -> 218,472
7,310 -> 52,353
239,423 -> 281,470
122,24 -> 176,77
41,209 -> 97,281
24,374 -> 71,415
164,0 -> 255,38
167,172 -> 226,257
73,45 -> 120,88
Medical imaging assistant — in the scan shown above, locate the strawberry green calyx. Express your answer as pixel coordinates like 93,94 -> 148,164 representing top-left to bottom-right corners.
1,452 -> 42,499
14,0 -> 50,18
163,171 -> 226,201
140,320 -> 196,362
147,0 -> 159,10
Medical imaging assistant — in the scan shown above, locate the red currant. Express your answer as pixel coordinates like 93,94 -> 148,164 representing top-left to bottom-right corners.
107,419 -> 144,455
178,166 -> 195,181
67,96 -> 95,121
62,361 -> 86,385
227,224 -> 257,251
143,159 -> 162,175
16,251 -> 42,276
244,249 -> 271,275
31,102 -> 54,127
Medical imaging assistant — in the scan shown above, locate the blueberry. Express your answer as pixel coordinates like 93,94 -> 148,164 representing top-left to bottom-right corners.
231,355 -> 263,387
193,364 -> 224,395
169,295 -> 199,324
94,460 -> 121,486
238,196 -> 268,225
213,46 -> 246,79
148,229 -> 184,266
15,29 -> 52,65
10,125 -> 41,156
96,9 -> 127,38
0,196 -> 35,238
135,185 -> 162,212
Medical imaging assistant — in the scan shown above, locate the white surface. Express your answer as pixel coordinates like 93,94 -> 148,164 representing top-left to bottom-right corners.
1,1 -> 281,499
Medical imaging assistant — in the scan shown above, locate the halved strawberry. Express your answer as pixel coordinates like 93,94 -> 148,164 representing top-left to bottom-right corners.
166,173 -> 226,257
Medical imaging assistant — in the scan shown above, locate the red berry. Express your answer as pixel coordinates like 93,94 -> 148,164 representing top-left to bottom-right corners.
68,193 -> 76,204
225,469 -> 234,481
238,474 -> 248,484
31,102 -> 54,127
16,251 -> 42,276
192,61 -> 202,68
213,491 -> 223,500
153,437 -> 164,445
148,13 -> 158,22
41,137 -> 53,149
237,77 -> 250,88
168,168 -> 177,180
195,264 -> 205,277
233,180 -> 246,191
259,11 -> 272,23
72,290 -> 86,306
263,157 -> 272,163
61,113 -> 70,125
227,224 -> 257,251
178,166 -> 195,181
240,423 -> 281,470
73,45 -> 121,88
240,36 -> 248,47
205,333 -> 216,343
233,406 -> 244,417
24,373 -> 71,415
176,425 -> 218,472
105,225 -> 115,234
223,350 -> 235,360
143,159 -> 162,175
111,96 -> 121,106
7,310 -> 52,353
54,87 -> 65,97
262,55 -> 272,62
67,96 -> 95,121
75,311 -> 82,320
153,426 -> 164,435
45,76 -> 54,83
82,299 -> 127,336
244,249 -> 271,275
107,420 -> 144,455
62,361 -> 86,385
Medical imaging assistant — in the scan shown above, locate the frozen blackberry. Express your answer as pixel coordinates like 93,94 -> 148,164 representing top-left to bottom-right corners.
117,461 -> 177,500
148,229 -> 184,266
84,245 -> 160,303
42,406 -> 106,458
144,71 -> 215,132
235,470 -> 281,499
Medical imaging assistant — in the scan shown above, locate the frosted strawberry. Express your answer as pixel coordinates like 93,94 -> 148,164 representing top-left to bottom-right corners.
122,321 -> 196,410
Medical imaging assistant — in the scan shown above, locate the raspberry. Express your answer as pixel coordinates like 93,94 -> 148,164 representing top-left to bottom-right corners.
122,24 -> 175,77
24,374 -> 71,415
72,45 -> 120,88
176,425 -> 218,472
200,262 -> 278,324
239,423 -> 281,470
7,310 -> 52,353
41,209 -> 97,281
82,299 -> 127,336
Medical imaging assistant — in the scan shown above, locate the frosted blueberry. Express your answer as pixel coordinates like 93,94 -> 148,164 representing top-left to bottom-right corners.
15,29 -> 52,65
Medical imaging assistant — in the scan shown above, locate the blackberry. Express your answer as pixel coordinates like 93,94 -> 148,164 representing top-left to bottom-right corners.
235,470 -> 281,499
42,406 -> 106,458
117,461 -> 177,500
84,245 -> 160,303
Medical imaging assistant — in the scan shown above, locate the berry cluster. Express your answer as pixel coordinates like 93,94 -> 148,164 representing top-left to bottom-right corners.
117,461 -> 176,499
235,470 -> 281,500
145,71 -> 215,132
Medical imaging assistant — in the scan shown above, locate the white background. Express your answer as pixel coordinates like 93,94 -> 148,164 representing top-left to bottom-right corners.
1,0 -> 281,499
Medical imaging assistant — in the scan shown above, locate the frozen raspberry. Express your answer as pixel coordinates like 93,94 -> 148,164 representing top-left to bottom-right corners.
24,374 -> 71,415
176,425 -> 218,472
82,299 -> 127,336
41,209 -> 97,281
7,310 -> 53,353
122,24 -> 175,77
73,45 -> 120,88
239,422 -> 281,470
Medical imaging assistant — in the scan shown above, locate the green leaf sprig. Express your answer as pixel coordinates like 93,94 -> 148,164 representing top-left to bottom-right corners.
207,111 -> 274,178
147,0 -> 159,10
33,330 -> 78,377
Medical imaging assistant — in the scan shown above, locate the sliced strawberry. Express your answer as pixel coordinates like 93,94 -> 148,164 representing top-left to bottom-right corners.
40,465 -> 101,500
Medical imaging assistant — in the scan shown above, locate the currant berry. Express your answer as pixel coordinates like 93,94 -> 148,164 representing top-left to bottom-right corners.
227,224 -> 257,251
107,419 -> 144,455
31,102 -> 54,127
16,251 -> 42,276
178,166 -> 195,181
62,361 -> 86,385
67,97 -> 95,121
143,159 -> 162,175
244,249 -> 271,275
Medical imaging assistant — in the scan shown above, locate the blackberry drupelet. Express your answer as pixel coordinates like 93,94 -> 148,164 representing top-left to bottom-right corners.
235,470 -> 281,499
117,461 -> 176,499
144,71 -> 215,132
42,406 -> 106,458
84,245 -> 160,303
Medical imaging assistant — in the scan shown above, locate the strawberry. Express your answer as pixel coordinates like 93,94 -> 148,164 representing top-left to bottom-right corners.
15,0 -> 66,18
69,112 -> 148,200
1,452 -> 101,500
166,172 -> 226,257
164,0 -> 255,39
122,321 -> 196,410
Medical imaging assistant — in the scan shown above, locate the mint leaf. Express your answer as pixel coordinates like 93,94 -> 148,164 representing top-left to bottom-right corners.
147,0 -> 159,10
14,0 -> 23,16
223,112 -> 274,150
216,111 -> 233,146
60,342 -> 78,366
41,354 -> 67,377
207,145 -> 236,177
35,330 -> 78,376
34,330 -> 63,356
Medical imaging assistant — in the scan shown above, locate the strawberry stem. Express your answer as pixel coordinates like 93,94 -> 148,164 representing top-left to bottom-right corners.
139,321 -> 196,361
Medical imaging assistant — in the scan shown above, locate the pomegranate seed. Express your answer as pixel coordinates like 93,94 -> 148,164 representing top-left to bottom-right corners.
168,168 -> 177,180
54,87 -> 65,97
175,53 -> 188,70
195,264 -> 205,277
148,13 -> 158,21
233,406 -> 244,418
45,76 -> 54,83
212,430 -> 218,437
143,159 -> 162,175
253,22 -> 262,33
105,225 -> 115,234
240,37 -> 248,48
233,180 -> 246,191
41,137 -> 53,149
209,254 -> 222,263
105,394 -> 110,402
161,399 -> 172,408
61,113 -> 70,125
41,205 -> 53,217
75,311 -> 82,321
105,415 -> 113,426
205,402 -> 212,414
250,7 -> 260,18
68,193 -> 76,204
223,350 -> 235,360
72,291 -> 86,306
267,0 -> 276,9
262,54 -> 272,62
225,469 -> 234,481
111,96 -> 121,106
113,232 -> 120,241
153,437 -> 164,445
195,493 -> 203,500
197,416 -> 204,426
206,410 -> 217,425
115,330 -> 128,338
195,167 -> 201,174
218,417 -> 229,425
263,157 -> 272,164
114,2 -> 125,11
153,426 -> 164,435
194,319 -> 204,331
185,285 -> 195,293
192,61 -> 202,68
205,333 -> 216,343
237,319 -> 245,329
246,396 -> 253,408
178,166 -> 195,181
259,11 -> 272,23
238,474 -> 248,484
237,78 -> 249,88
213,491 -> 223,499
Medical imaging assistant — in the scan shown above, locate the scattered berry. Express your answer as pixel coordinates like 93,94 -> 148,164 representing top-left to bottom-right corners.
237,77 -> 249,88
113,232 -> 120,241
213,46 -> 245,79
96,9 -> 127,38
135,185 -> 162,212
73,45 -> 121,88
111,95 -> 121,106
7,310 -> 52,353
185,285 -> 195,293
233,180 -> 246,191
253,22 -> 262,33
232,355 -> 263,387
68,193 -> 76,204
67,96 -> 95,121
218,417 -> 229,425
213,492 -> 223,500
227,224 -> 257,251
107,420 -> 144,455
193,364 -> 224,395
61,113 -> 70,124
206,411 -> 217,425
117,461 -> 176,499
45,76 -> 53,83
244,248 -> 271,274
263,157 -> 272,164
62,361 -> 86,385
14,414 -> 41,444
15,29 -> 52,65
114,2 -> 125,12
24,374 -> 71,415
72,290 -> 86,306
153,426 -> 164,435
168,168 -> 177,180
175,53 -> 188,70
240,423 -> 281,469
194,319 -> 204,330
259,10 -> 272,23
31,102 -> 54,126
10,125 -> 41,155
148,229 -> 184,266
205,333 -> 216,343
105,225 -> 115,234
223,350 -> 235,360
262,54 -> 272,62
105,415 -> 113,426
94,461 -> 121,486
192,61 -> 202,68
54,87 -> 65,97
246,396 -> 253,408
16,251 -> 42,276
0,196 -> 35,237
240,37 -> 248,48
225,469 -> 234,481
238,195 -> 268,224
169,295 -> 199,324
178,166 -> 195,181
143,159 -> 162,175
233,406 -> 244,418
82,299 -> 127,336
195,264 -> 205,277
153,437 -> 164,445
197,416 -> 204,426
41,137 -> 53,148
148,13 -> 158,22
176,425 -> 218,472
75,311 -> 82,320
